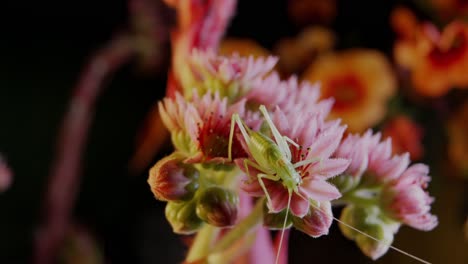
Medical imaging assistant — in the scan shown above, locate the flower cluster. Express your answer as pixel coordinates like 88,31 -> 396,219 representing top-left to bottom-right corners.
332,130 -> 437,259
148,50 -> 438,261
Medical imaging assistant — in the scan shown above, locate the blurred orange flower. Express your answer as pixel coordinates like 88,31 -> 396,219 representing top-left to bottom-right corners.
274,26 -> 335,75
393,8 -> 468,97
429,0 -> 468,21
447,101 -> 468,178
288,0 -> 336,26
219,38 -> 270,58
382,115 -> 424,161
302,50 -> 396,133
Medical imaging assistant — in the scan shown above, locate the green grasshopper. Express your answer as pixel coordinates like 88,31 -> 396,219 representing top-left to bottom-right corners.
227,105 -> 430,264
228,105 -> 319,264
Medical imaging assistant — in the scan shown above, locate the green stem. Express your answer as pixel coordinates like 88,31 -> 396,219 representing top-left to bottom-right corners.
185,224 -> 219,262
339,187 -> 381,207
211,198 -> 265,253
184,170 -> 244,262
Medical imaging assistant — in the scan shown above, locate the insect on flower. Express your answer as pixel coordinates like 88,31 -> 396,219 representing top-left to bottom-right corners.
228,105 -> 432,264
228,105 -> 321,264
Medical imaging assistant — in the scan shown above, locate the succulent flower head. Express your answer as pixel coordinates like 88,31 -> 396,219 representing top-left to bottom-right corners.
240,107 -> 349,219
186,49 -> 278,101
159,92 -> 259,164
334,130 -> 437,258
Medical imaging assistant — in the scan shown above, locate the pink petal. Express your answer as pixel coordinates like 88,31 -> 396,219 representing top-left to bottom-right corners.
375,153 -> 410,182
308,125 -> 345,159
184,152 -> 204,163
300,178 -> 341,202
404,214 -> 438,231
290,193 -> 310,217
306,158 -> 350,180
240,178 -> 265,197
268,183 -> 289,213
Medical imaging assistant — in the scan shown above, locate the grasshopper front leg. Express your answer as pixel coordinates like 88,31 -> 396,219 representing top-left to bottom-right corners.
228,113 -> 251,162
258,172 -> 281,212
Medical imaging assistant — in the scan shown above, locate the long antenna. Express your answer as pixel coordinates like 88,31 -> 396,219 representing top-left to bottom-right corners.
275,191 -> 292,264
309,202 -> 432,264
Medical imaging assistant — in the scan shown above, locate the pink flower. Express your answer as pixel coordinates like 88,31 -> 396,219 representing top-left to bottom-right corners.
382,164 -> 438,231
187,49 -> 278,100
334,131 -> 372,179
239,107 -> 349,218
335,130 -> 438,231
337,130 -> 411,183
159,92 -> 259,163
246,74 -> 334,115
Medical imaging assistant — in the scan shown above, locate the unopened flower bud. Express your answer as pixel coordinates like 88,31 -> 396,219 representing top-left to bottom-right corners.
148,154 -> 199,201
329,173 -> 360,194
292,201 -> 333,237
263,202 -> 292,229
339,205 -> 400,260
196,186 -> 239,227
354,223 -> 394,260
165,200 -> 202,235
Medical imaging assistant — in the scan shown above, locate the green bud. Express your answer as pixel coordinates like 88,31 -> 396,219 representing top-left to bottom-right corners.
148,153 -> 199,202
200,162 -> 235,172
339,205 -> 400,260
355,223 -> 393,260
339,204 -> 370,239
263,202 -> 292,230
196,186 -> 239,227
165,200 -> 202,235
329,174 -> 360,194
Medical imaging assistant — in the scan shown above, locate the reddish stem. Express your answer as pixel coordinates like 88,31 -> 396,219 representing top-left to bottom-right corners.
34,34 -> 134,264
273,228 -> 290,264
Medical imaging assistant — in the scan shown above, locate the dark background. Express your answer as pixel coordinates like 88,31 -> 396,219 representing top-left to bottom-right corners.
0,0 -> 466,263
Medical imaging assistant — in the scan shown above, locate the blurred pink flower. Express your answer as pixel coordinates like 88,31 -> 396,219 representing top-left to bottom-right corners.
0,158 -> 12,192
240,108 -> 349,218
166,0 -> 236,97
382,164 -> 438,231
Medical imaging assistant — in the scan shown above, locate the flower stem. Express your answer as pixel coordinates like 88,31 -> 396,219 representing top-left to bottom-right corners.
34,34 -> 134,264
211,198 -> 265,254
338,187 -> 381,207
186,224 -> 219,262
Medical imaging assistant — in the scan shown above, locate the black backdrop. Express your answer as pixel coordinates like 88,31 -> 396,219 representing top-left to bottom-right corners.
0,1 -> 457,263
